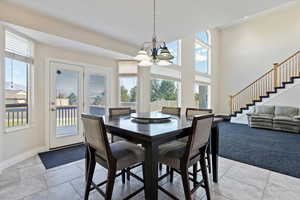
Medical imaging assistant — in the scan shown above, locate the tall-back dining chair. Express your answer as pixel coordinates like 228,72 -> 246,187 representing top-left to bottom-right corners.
108,107 -> 131,143
81,114 -> 144,200
158,114 -> 214,200
161,106 -> 181,116
185,108 -> 213,173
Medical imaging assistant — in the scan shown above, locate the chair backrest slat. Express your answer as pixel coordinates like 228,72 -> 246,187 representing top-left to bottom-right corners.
109,107 -> 131,116
186,108 -> 213,118
162,107 -> 181,116
81,114 -> 111,160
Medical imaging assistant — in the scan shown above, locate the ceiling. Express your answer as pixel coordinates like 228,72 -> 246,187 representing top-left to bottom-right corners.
3,0 -> 295,45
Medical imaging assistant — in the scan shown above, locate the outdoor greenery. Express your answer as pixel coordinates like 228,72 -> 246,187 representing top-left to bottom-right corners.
120,86 -> 137,102
194,85 -> 208,108
68,92 -> 77,105
151,79 -> 177,102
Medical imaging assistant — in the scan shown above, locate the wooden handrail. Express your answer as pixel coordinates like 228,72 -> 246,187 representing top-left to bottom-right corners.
278,50 -> 300,66
232,69 -> 273,97
230,50 -> 300,114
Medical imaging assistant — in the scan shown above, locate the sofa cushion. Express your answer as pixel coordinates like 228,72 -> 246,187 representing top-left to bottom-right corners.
255,105 -> 275,115
251,114 -> 274,120
274,106 -> 299,117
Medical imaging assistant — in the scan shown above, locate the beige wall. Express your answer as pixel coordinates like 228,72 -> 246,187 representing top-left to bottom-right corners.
218,2 -> 300,113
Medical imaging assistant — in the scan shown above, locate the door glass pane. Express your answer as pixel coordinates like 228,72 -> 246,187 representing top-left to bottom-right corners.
87,74 -> 106,115
55,69 -> 79,137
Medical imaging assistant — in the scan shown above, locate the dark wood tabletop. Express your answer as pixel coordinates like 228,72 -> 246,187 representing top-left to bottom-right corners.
103,114 -> 222,200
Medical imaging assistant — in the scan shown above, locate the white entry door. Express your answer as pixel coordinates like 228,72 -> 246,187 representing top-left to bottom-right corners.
49,61 -> 84,148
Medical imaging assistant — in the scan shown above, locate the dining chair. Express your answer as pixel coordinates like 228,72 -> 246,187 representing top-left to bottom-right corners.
108,107 -> 131,143
81,114 -> 145,200
161,106 -> 181,116
158,114 -> 214,200
160,106 -> 181,171
185,108 -> 213,174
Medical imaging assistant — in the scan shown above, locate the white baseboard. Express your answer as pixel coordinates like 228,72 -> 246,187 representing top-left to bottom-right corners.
0,146 -> 47,173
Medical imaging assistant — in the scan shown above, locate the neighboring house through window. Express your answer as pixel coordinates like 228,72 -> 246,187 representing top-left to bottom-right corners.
4,31 -> 33,129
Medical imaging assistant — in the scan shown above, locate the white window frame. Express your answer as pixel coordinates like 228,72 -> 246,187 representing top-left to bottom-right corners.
195,31 -> 211,76
3,29 -> 34,133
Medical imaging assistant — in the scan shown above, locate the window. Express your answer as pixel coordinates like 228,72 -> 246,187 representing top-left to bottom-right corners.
4,31 -> 33,129
118,61 -> 138,110
166,40 -> 180,65
194,84 -> 210,108
195,31 -> 210,74
150,78 -> 179,111
119,77 -> 137,109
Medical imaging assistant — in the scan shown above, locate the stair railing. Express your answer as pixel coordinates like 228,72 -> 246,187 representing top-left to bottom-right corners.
230,51 -> 300,115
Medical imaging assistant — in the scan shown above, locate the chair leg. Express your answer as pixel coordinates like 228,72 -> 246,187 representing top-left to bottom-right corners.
170,168 -> 174,183
142,162 -> 145,180
159,163 -> 163,171
106,166 -> 117,200
126,167 -> 130,181
200,149 -> 211,200
193,164 -> 197,188
84,149 -> 96,200
206,152 -> 212,174
166,166 -> 170,173
121,169 -> 126,184
180,166 -> 191,200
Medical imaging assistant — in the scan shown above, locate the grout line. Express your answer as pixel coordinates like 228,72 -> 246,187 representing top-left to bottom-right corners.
260,170 -> 271,200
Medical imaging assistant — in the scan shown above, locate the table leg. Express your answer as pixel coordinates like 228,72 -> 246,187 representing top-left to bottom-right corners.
144,142 -> 158,200
211,124 -> 219,183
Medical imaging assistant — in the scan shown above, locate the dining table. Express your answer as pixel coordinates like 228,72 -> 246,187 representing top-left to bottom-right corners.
104,113 -> 222,200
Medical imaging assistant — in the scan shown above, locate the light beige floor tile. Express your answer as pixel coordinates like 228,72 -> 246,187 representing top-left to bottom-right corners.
44,164 -> 83,187
19,164 -> 46,179
224,162 -> 270,189
14,156 -> 42,169
218,157 -> 236,179
0,166 -> 21,189
268,172 -> 300,194
263,182 -> 300,200
24,182 -> 80,200
213,176 -> 263,200
0,175 -> 47,200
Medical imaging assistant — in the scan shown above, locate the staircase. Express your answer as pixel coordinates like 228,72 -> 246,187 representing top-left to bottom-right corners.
229,51 -> 300,117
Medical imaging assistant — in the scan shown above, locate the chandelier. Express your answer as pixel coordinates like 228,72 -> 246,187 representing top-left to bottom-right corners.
135,0 -> 174,67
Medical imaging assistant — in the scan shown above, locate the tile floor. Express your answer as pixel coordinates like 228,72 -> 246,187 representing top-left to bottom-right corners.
0,156 -> 300,200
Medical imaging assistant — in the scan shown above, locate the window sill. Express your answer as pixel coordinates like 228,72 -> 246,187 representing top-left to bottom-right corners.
5,125 -> 31,134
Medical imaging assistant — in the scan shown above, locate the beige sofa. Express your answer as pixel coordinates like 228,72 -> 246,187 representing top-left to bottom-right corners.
247,105 -> 300,133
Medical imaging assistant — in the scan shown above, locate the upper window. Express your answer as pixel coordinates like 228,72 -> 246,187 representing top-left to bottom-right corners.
150,78 -> 179,111
4,31 -> 33,129
166,40 -> 180,65
195,31 -> 210,74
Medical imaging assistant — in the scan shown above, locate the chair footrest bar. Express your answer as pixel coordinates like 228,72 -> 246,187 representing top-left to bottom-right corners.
123,187 -> 144,200
158,186 -> 180,200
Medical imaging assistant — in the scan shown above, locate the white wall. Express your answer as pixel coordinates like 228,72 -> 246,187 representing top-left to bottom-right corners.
0,41 -> 118,168
0,25 -> 5,168
218,2 -> 300,113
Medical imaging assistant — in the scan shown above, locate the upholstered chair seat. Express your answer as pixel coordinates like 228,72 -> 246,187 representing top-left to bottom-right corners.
159,141 -> 200,169
95,141 -> 144,171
